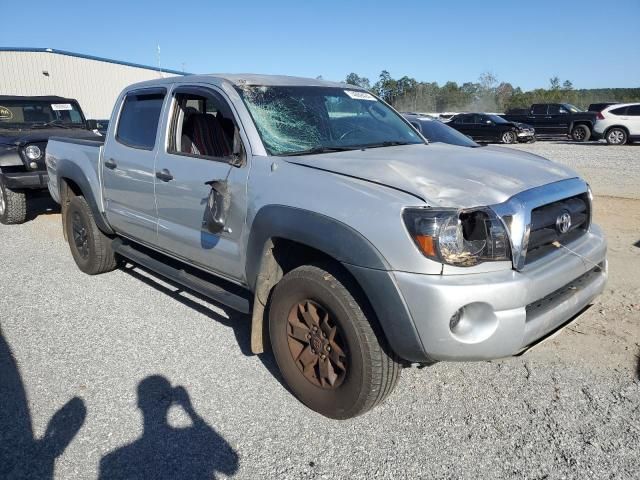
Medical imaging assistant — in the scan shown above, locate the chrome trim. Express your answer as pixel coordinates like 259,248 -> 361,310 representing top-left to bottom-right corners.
490,178 -> 589,271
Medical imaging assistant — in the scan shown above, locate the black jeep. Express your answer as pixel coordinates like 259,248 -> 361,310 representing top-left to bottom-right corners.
0,95 -> 101,224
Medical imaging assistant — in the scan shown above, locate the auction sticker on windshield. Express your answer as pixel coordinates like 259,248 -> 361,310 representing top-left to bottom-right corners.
344,90 -> 376,101
51,103 -> 73,111
0,106 -> 13,120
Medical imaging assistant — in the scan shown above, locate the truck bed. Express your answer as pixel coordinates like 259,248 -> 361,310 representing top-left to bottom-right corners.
46,137 -> 104,206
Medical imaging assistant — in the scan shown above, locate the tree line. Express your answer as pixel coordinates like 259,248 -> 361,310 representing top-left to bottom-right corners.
344,71 -> 640,113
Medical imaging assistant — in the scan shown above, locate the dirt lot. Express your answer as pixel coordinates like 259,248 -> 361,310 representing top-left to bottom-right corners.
0,142 -> 638,479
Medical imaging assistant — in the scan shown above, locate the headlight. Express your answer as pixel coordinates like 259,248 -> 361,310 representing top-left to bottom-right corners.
24,145 -> 42,161
403,207 -> 510,267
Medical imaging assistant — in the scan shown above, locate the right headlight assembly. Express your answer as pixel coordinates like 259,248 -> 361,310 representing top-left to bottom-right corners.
403,207 -> 511,267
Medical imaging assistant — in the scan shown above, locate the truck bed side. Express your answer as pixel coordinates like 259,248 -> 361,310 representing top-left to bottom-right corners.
46,137 -> 112,233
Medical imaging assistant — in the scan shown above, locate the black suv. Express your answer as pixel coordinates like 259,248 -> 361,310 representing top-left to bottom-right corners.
0,95 -> 100,224
502,103 -> 598,142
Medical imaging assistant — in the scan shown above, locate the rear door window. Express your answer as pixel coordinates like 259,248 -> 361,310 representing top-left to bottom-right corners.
626,105 -> 640,116
532,105 -> 548,115
116,91 -> 166,150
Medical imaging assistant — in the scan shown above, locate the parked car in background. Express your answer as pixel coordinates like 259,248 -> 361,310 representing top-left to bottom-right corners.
593,103 -> 640,145
46,74 -> 607,419
0,95 -> 100,224
447,113 -> 535,144
402,113 -> 480,147
587,102 -> 619,112
502,103 -> 598,141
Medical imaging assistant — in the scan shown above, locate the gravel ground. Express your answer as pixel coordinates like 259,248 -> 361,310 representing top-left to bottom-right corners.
1,144 -> 639,479
504,141 -> 640,199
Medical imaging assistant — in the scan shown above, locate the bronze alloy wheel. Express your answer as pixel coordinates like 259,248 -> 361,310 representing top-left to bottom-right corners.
286,300 -> 348,389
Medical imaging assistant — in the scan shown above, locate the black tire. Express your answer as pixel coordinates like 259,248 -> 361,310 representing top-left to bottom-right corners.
268,264 -> 401,419
501,130 -> 517,144
0,177 -> 28,225
64,196 -> 117,275
571,124 -> 591,142
605,127 -> 628,146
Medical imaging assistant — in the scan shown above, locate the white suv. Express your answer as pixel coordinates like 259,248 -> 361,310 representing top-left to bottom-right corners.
594,103 -> 640,145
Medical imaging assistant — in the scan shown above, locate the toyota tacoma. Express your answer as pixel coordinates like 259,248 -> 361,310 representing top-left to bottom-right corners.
45,75 -> 607,419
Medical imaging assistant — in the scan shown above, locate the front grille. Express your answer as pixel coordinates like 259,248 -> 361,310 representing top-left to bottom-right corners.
525,193 -> 590,264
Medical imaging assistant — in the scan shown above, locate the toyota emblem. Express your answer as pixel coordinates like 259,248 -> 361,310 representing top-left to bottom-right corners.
556,211 -> 572,234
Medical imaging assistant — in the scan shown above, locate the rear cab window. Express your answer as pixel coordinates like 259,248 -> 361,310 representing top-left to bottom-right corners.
116,89 -> 166,150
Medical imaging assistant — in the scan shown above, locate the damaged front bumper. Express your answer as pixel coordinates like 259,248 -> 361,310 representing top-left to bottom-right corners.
393,224 -> 607,361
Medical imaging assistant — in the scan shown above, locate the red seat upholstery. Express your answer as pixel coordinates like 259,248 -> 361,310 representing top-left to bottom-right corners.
181,113 -> 231,157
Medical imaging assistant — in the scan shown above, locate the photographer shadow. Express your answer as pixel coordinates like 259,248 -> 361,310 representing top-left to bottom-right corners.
0,329 -> 86,479
99,375 -> 239,480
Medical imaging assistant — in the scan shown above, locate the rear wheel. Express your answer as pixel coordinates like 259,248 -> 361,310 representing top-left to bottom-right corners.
605,127 -> 627,145
269,264 -> 401,419
64,196 -> 118,275
501,130 -> 517,144
571,124 -> 591,142
0,177 -> 27,225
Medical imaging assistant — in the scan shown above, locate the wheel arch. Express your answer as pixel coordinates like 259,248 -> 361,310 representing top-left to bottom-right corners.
604,124 -> 630,136
245,205 -> 429,363
57,161 -> 113,235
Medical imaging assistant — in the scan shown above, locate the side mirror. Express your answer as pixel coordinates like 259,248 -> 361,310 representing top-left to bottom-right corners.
86,119 -> 98,130
486,120 -> 493,124
204,180 -> 230,234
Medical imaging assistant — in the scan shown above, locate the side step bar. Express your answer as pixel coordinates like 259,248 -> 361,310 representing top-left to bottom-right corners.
112,238 -> 251,314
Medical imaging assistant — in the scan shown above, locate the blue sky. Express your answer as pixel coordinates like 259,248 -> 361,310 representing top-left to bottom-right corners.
2,0 -> 638,90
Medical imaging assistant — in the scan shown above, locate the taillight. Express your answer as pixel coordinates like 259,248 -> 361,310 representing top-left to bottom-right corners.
596,112 -> 605,120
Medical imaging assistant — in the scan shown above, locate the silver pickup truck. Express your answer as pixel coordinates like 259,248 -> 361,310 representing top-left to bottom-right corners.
46,74 -> 607,419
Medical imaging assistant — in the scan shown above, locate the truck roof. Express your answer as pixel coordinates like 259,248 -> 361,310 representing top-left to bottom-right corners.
124,73 -> 352,91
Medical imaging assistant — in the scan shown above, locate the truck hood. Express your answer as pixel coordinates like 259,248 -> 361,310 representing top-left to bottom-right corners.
285,143 -> 579,208
0,127 -> 101,147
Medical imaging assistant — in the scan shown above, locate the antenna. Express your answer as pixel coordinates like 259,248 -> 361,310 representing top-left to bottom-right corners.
157,44 -> 163,78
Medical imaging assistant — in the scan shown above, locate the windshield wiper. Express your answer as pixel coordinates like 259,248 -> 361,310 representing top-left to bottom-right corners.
32,120 -> 73,129
355,141 -> 417,149
281,146 -> 360,156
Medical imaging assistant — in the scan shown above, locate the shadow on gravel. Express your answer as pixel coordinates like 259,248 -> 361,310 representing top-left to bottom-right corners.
0,329 -> 86,479
26,193 -> 60,222
98,375 -> 238,480
119,265 -> 284,384
633,240 -> 640,249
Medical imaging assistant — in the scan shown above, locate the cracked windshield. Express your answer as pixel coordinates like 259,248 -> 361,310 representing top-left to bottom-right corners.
237,85 -> 423,155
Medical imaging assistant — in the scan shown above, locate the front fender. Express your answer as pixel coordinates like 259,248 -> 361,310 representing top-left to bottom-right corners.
245,205 -> 429,362
0,145 -> 23,167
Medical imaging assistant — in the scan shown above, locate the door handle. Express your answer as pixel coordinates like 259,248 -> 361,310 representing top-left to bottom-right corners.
156,169 -> 174,182
104,158 -> 117,169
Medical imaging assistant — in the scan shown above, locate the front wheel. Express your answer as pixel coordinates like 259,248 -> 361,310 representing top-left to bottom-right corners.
605,127 -> 628,145
0,177 -> 27,225
269,265 -> 401,419
571,124 -> 591,142
64,196 -> 118,275
501,130 -> 517,144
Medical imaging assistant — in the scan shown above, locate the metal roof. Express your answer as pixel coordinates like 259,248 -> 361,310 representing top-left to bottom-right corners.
0,47 -> 188,76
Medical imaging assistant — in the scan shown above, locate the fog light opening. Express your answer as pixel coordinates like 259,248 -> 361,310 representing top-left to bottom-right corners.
448,303 -> 499,344
29,161 -> 38,169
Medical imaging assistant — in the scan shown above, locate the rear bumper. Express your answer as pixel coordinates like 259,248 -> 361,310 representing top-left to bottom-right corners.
393,225 -> 607,361
1,170 -> 49,189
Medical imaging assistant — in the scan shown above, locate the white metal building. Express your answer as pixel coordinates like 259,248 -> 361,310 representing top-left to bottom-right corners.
0,48 -> 185,119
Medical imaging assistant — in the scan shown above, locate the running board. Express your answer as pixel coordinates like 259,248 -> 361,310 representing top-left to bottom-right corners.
112,238 -> 251,314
